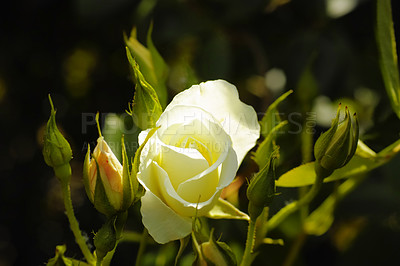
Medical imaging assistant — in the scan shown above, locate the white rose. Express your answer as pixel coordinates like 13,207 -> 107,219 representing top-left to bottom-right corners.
137,80 -> 260,244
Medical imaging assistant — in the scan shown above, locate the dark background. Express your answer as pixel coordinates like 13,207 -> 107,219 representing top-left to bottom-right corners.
1,0 -> 400,265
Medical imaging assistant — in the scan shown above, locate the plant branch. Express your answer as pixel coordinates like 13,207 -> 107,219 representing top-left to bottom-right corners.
61,179 -> 95,264
267,173 -> 324,231
240,219 -> 257,266
135,228 -> 148,266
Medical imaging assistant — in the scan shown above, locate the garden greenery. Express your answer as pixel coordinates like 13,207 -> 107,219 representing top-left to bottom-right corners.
42,1 -> 400,265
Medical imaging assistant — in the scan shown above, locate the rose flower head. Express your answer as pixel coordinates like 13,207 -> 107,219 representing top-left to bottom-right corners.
137,80 -> 260,243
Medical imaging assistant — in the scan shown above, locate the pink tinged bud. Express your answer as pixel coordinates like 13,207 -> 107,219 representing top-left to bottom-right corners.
83,137 -> 124,216
91,138 -> 123,194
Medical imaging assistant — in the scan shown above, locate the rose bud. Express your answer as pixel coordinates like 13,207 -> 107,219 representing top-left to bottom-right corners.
42,95 -> 72,181
246,150 -> 278,220
314,104 -> 359,178
83,136 -> 133,217
198,230 -> 237,266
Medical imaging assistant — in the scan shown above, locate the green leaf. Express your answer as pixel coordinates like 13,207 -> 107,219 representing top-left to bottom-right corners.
252,120 -> 287,168
146,22 -> 169,107
125,25 -> 168,107
206,198 -> 249,221
260,90 -> 293,137
126,49 -> 163,130
304,175 -> 365,236
296,61 -> 318,111
276,140 -> 400,187
303,191 -> 336,236
376,0 -> 400,119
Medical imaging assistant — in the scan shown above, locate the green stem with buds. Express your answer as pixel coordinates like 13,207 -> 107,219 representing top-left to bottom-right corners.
60,178 -> 95,264
267,173 -> 324,232
240,218 -> 257,266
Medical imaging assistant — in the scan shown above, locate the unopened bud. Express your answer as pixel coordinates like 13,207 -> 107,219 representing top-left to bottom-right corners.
197,229 -> 237,266
42,95 -> 72,181
83,133 -> 134,216
247,149 -> 278,220
314,104 -> 359,178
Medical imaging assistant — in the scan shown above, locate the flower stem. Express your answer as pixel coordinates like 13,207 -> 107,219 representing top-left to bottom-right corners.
282,231 -> 307,266
61,179 -> 95,264
102,212 -> 128,266
267,173 -> 324,231
135,228 -> 148,266
240,219 -> 257,266
254,207 -> 269,248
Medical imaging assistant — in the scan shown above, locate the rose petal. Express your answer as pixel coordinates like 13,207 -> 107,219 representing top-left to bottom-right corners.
140,189 -> 192,244
156,105 -> 232,164
176,167 -> 219,203
217,146 -> 238,189
165,80 -> 260,166
138,159 -> 221,217
159,143 -> 211,197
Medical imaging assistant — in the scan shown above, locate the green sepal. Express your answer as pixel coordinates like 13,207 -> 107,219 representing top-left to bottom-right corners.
121,136 -> 134,211
126,47 -> 163,130
206,198 -> 249,221
344,113 -> 359,166
82,144 -> 93,203
94,217 -> 117,262
42,95 -> 73,181
124,24 -> 169,108
131,127 -> 159,202
320,108 -> 352,170
314,105 -> 340,162
93,158 -> 117,217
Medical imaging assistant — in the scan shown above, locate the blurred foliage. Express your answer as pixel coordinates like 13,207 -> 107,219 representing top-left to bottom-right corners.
1,0 -> 400,265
